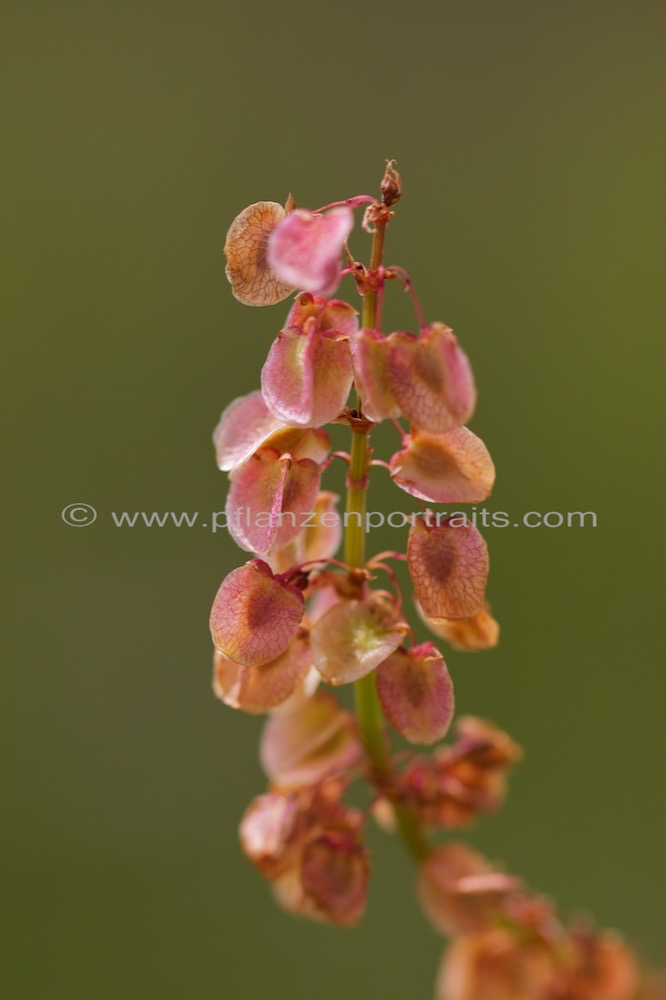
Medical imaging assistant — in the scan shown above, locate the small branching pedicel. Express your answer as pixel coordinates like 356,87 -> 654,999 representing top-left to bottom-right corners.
212,164 -> 662,999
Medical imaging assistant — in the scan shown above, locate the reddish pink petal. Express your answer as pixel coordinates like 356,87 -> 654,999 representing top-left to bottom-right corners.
418,603 -> 500,651
387,324 -> 476,432
376,642 -> 454,745
286,292 -> 359,338
224,201 -> 295,306
418,843 -> 521,936
407,517 -> 489,620
311,598 -> 408,685
226,449 -> 321,554
260,691 -> 362,789
389,427 -> 495,503
213,390 -> 284,471
261,323 -> 353,427
352,328 -> 400,422
212,633 -> 311,714
210,559 -> 305,666
267,207 -> 354,297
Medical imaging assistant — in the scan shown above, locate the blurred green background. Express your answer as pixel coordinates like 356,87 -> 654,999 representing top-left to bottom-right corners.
2,1 -> 665,996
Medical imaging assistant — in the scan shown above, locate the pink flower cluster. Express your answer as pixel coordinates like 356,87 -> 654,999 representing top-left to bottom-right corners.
210,167 -> 662,998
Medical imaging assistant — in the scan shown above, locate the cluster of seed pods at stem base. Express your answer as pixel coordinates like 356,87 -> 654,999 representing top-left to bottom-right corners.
209,164 -> 663,999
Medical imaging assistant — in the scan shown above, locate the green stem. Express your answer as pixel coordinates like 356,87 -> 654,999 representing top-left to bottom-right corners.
345,209 -> 430,863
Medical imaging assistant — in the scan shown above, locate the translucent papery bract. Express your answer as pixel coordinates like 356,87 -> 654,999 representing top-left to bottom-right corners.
267,492 -> 342,574
551,928 -> 640,1000
210,559 -> 305,667
311,596 -> 409,685
407,516 -> 489,620
387,324 -> 476,433
213,389 -> 331,473
454,715 -> 523,768
351,328 -> 400,422
267,206 -> 354,297
390,427 -> 495,504
297,828 -> 369,927
401,716 -> 522,829
303,491 -> 342,563
436,930 -> 556,1000
418,843 -> 521,937
442,716 -> 523,825
261,322 -> 354,427
260,691 -> 362,789
226,449 -> 321,554
213,390 -> 285,472
418,601 -> 500,652
242,779 -> 369,928
265,792 -> 369,930
239,791 -> 300,880
286,292 -> 359,339
376,642 -> 454,745
264,426 -> 331,464
224,201 -> 295,306
212,633 -> 312,714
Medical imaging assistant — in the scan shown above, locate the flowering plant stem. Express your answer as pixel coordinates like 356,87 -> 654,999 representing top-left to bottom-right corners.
216,168 -> 658,992
347,217 -> 431,862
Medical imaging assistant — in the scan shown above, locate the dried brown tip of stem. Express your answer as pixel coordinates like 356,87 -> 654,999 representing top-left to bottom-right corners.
381,159 -> 402,207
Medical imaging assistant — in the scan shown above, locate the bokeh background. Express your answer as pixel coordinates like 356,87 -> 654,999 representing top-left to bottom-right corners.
2,1 -> 665,996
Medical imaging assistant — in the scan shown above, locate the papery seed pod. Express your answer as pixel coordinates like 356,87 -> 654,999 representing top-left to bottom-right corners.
550,926 -> 640,1000
210,559 -> 305,667
351,328 -> 400,423
298,828 -> 369,927
213,390 -> 285,472
386,323 -> 476,432
376,642 -> 454,745
224,201 -> 295,306
285,292 -> 359,338
239,792 -> 300,879
417,602 -> 500,652
390,427 -> 495,504
418,842 -> 521,936
407,515 -> 489,620
436,929 -> 557,1000
266,427 -> 332,464
225,449 -> 322,555
212,632 -> 312,714
267,492 -> 342,574
260,691 -> 362,789
261,322 -> 354,428
400,717 -> 522,829
310,596 -> 409,685
267,206 -> 354,298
